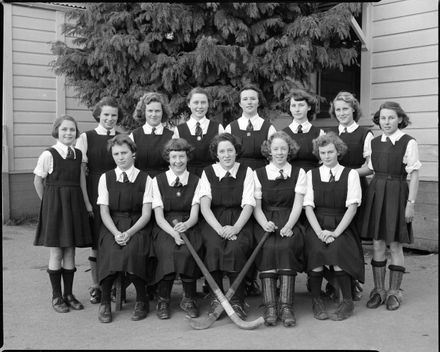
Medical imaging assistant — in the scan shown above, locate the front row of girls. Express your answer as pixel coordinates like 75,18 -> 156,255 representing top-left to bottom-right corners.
33,99 -> 420,326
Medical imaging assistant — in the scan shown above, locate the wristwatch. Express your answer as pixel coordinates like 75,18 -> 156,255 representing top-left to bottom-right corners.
407,199 -> 415,204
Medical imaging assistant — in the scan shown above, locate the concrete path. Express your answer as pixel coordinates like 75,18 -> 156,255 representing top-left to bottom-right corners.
2,224 -> 438,351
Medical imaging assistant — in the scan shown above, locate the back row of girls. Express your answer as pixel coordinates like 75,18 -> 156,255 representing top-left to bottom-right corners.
33,86 -> 420,326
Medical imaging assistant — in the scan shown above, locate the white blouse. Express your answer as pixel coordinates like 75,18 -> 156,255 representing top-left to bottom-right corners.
225,114 -> 277,138
337,122 -> 374,160
34,141 -> 78,177
75,125 -> 116,163
172,116 -> 224,138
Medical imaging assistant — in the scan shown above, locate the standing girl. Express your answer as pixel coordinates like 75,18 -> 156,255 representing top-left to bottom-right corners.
362,102 -> 421,311
130,92 -> 174,178
96,134 -> 153,323
151,138 -> 202,319
34,115 -> 93,313
76,96 -> 122,304
173,87 -> 225,177
304,132 -> 364,321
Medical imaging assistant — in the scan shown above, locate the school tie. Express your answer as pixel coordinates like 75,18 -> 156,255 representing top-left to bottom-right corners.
107,130 -> 111,136
152,127 -> 156,135
174,177 -> 183,188
195,122 -> 203,139
275,169 -> 284,180
341,127 -> 347,134
329,170 -> 335,183
66,147 -> 74,160
246,120 -> 254,132
385,136 -> 391,144
224,171 -> 232,179
297,124 -> 303,134
122,171 -> 129,183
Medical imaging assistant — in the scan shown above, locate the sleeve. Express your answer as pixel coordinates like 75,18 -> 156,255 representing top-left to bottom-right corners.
151,177 -> 164,209
267,125 -> 277,139
75,132 -> 88,163
142,175 -> 154,204
198,171 -> 212,200
404,139 -> 422,174
191,179 -> 201,206
294,168 -> 307,195
303,170 -> 315,207
33,150 -> 53,178
346,169 -> 362,207
363,131 -> 374,159
218,123 -> 225,134
241,167 -> 256,208
253,170 -> 263,200
96,174 -> 109,206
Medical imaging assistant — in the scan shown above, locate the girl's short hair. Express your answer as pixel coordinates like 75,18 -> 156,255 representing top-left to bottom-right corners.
329,91 -> 362,122
51,115 -> 80,139
372,101 -> 411,129
261,130 -> 300,162
132,92 -> 171,123
107,133 -> 137,153
312,131 -> 347,159
92,96 -> 124,123
239,84 -> 266,107
286,89 -> 317,120
209,133 -> 243,160
186,87 -> 210,105
162,138 -> 195,162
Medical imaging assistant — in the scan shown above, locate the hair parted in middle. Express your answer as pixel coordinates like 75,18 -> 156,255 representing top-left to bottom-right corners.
92,96 -> 124,123
132,92 -> 171,123
312,131 -> 347,159
329,91 -> 362,122
261,130 -> 300,162
286,89 -> 318,120
162,138 -> 195,162
107,133 -> 137,153
209,133 -> 243,160
239,83 -> 267,107
186,87 -> 210,105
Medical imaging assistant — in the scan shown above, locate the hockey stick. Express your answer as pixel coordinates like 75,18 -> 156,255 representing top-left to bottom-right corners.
172,219 -> 264,330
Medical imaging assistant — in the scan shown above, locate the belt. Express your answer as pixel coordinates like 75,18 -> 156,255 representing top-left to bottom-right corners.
374,172 -> 407,180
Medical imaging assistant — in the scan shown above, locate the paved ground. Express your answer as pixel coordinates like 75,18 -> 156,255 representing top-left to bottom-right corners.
1,224 -> 438,351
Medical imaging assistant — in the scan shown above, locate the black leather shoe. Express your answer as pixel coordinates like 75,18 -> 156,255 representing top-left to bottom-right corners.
231,301 -> 247,320
386,295 -> 400,311
366,292 -> 382,309
207,295 -> 225,320
312,297 -> 329,320
98,303 -> 112,323
89,287 -> 101,304
156,298 -> 170,319
131,301 -> 148,321
263,305 -> 278,326
63,294 -> 84,310
180,297 -> 199,318
279,304 -> 296,327
330,299 -> 354,321
52,296 -> 69,313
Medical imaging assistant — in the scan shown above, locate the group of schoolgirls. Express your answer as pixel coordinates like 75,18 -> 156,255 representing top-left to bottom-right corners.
33,84 -> 421,327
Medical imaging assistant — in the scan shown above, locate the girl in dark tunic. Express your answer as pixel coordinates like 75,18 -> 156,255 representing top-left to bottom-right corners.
253,131 -> 306,327
152,138 -> 202,320
327,91 -> 374,301
34,115 -> 93,313
173,87 -> 225,177
362,102 -> 421,311
96,134 -> 153,323
199,133 -> 255,320
130,92 -> 174,178
76,96 -> 122,304
304,132 -> 364,321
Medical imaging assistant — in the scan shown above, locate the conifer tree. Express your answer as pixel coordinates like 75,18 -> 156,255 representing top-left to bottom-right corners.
51,2 -> 362,131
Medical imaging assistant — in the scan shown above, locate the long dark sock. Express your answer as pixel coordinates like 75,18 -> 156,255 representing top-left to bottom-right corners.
127,273 -> 146,302
335,271 -> 352,300
62,268 -> 76,296
180,274 -> 196,299
158,273 -> 175,299
209,271 -> 224,293
47,268 -> 62,299
309,271 -> 324,298
101,273 -> 117,303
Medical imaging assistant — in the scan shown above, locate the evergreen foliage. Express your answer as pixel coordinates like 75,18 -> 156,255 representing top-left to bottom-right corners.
50,2 -> 362,131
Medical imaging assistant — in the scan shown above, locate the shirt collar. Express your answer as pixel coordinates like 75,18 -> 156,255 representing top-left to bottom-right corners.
213,162 -> 240,180
166,169 -> 189,186
96,124 -> 116,135
381,129 -> 404,145
321,163 -> 342,176
268,162 -> 291,178
55,141 -> 76,158
115,165 -> 136,182
188,116 -> 208,128
142,123 -> 164,135
289,120 -> 312,133
338,122 -> 358,134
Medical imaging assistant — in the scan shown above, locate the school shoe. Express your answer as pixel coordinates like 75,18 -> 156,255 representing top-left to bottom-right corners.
156,297 -> 170,319
231,300 -> 247,321
131,301 -> 148,321
180,297 -> 199,318
207,295 -> 225,320
98,303 -> 112,323
63,294 -> 84,310
366,260 -> 387,309
89,287 -> 102,304
52,296 -> 69,313
330,299 -> 354,321
312,297 -> 329,320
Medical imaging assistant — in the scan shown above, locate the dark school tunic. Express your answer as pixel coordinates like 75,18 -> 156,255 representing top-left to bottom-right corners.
34,148 -> 92,248
283,125 -> 321,172
230,120 -> 271,170
177,121 -> 220,177
132,127 -> 173,178
254,166 -> 305,272
361,134 -> 414,244
84,130 -> 117,247
304,167 -> 365,282
97,170 -> 152,282
329,126 -> 372,238
201,164 -> 253,273
152,172 -> 202,283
